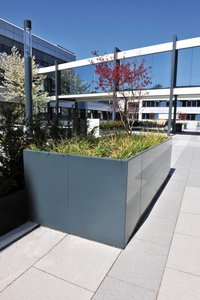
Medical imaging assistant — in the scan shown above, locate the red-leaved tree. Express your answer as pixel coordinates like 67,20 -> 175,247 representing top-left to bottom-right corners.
90,51 -> 152,134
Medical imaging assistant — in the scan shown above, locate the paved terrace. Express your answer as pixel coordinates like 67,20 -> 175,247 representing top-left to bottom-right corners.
0,134 -> 200,299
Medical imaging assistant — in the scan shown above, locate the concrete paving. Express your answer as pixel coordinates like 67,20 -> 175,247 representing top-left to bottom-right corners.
0,134 -> 200,299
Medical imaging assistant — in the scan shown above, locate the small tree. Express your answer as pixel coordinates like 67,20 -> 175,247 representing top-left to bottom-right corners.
90,51 -> 151,134
0,46 -> 47,113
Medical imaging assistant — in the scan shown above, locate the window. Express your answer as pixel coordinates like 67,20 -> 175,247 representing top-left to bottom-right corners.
186,114 -> 196,121
181,101 -> 187,107
142,113 -> 156,120
179,113 -> 187,120
128,102 -> 137,112
160,101 -> 166,107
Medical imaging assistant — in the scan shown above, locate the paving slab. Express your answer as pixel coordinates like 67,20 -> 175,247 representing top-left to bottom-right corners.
167,233 -> 200,276
93,276 -> 156,300
0,227 -> 66,292
175,212 -> 200,238
170,172 -> 188,183
109,238 -> 168,292
0,267 -> 93,300
35,235 -> 121,292
181,186 -> 200,214
159,180 -> 186,203
186,174 -> 200,188
149,199 -> 180,220
135,215 -> 176,248
157,267 -> 200,300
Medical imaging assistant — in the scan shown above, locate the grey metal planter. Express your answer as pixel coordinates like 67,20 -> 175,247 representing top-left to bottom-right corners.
23,139 -> 172,248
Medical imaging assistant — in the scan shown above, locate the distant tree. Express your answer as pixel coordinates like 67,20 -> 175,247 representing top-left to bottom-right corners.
90,51 -> 151,134
61,69 -> 90,95
152,83 -> 163,89
0,46 -> 48,113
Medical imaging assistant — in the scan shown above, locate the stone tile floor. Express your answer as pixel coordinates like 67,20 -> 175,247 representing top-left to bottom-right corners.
0,134 -> 200,299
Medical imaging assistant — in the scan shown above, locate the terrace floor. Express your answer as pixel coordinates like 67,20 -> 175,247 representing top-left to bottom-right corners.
0,133 -> 200,299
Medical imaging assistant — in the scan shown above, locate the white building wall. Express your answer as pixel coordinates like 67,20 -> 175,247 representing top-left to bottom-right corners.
139,98 -> 200,129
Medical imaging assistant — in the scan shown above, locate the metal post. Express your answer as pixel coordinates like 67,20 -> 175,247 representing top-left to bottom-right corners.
55,60 -> 58,115
73,101 -> 79,136
172,95 -> 178,133
24,20 -> 32,135
113,47 -> 121,121
168,35 -> 178,135
55,60 -> 61,115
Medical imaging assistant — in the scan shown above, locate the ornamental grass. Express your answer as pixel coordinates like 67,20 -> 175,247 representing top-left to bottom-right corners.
30,133 -> 168,160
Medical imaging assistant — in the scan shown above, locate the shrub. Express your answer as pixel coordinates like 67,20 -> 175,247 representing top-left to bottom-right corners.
0,107 -> 27,196
100,121 -> 124,130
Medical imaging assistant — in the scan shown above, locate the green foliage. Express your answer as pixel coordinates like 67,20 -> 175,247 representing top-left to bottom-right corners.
28,117 -> 47,149
0,108 -> 71,196
100,121 -> 124,129
0,46 -> 47,113
61,69 -> 90,95
30,133 -> 168,160
0,106 -> 27,196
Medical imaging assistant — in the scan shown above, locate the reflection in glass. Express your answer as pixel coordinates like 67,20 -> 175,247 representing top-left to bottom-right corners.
60,65 -> 97,95
121,52 -> 171,89
177,47 -> 200,87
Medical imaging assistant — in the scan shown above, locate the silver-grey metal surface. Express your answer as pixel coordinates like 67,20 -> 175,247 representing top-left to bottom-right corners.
25,151 -> 69,232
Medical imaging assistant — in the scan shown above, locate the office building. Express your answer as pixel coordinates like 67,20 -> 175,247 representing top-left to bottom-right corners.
0,18 -> 75,66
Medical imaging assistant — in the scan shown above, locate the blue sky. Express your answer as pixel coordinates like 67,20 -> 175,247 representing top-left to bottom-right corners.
1,0 -> 200,60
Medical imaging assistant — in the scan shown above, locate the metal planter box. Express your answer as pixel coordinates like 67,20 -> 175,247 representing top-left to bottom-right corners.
23,139 -> 172,248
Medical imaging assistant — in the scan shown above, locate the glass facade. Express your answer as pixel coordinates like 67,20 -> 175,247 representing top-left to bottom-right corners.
177,47 -> 200,87
60,65 -> 96,95
121,51 -> 171,89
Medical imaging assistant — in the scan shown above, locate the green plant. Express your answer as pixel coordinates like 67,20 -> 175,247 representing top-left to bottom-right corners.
0,46 -> 47,113
100,121 -> 124,130
0,106 -> 27,196
30,133 -> 168,160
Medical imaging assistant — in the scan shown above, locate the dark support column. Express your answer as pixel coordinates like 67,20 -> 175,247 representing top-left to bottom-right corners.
113,47 -> 121,121
172,95 -> 178,133
24,20 -> 32,135
168,35 -> 178,135
55,60 -> 61,115
73,101 -> 79,136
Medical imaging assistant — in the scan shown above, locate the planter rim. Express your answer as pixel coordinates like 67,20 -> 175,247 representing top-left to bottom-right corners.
126,136 -> 171,161
24,137 -> 171,162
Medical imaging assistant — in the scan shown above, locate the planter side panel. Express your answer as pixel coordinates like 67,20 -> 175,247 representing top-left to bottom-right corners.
24,151 -> 69,232
140,139 -> 172,215
125,155 -> 142,245
68,156 -> 127,248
